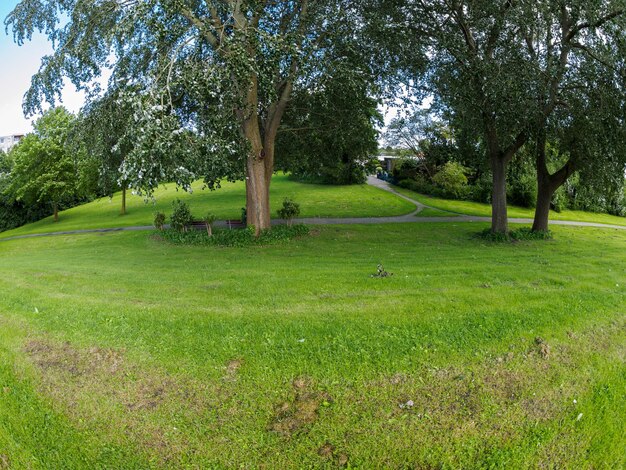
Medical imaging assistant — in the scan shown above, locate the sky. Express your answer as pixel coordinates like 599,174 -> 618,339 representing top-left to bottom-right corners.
0,2 -> 88,137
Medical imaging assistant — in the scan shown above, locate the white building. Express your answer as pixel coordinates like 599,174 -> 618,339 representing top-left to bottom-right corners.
0,134 -> 24,153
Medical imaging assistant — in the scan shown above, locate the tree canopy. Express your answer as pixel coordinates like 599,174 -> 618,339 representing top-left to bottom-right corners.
7,0 -> 379,233
375,0 -> 626,232
4,107 -> 78,222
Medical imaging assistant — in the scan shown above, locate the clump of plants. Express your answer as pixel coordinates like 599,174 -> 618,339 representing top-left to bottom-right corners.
371,264 -> 393,278
159,224 -> 309,247
277,198 -> 301,226
477,227 -> 553,243
170,199 -> 194,232
153,211 -> 166,231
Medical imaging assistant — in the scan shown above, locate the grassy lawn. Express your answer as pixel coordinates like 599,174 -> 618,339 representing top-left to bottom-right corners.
0,223 -> 624,468
415,207 -> 458,217
0,174 -> 415,238
394,186 -> 626,226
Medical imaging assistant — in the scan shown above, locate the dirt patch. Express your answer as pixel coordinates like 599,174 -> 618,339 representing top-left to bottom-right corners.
533,337 -> 551,358
21,337 -> 218,466
0,455 -> 10,470
317,442 -> 349,466
223,358 -> 243,382
269,377 -> 332,437
318,442 -> 335,458
24,340 -> 125,377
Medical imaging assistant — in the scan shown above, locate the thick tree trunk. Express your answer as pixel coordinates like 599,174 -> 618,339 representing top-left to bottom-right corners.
532,133 -> 575,232
490,154 -> 509,233
532,183 -> 553,232
53,202 -> 59,222
243,120 -> 272,236
121,185 -> 127,215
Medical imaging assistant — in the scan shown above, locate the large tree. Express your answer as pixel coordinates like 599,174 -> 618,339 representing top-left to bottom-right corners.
6,0 -> 365,234
375,0 -> 626,233
4,108 -> 78,222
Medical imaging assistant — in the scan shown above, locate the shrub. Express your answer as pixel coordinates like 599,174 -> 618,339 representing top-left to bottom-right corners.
153,211 -> 166,231
392,157 -> 420,181
170,199 -> 193,232
203,213 -> 217,236
277,198 -> 301,226
476,227 -> 553,242
432,162 -> 468,198
160,224 -> 309,247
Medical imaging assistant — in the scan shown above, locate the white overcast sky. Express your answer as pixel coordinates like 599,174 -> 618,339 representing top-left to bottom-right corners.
0,1 -> 89,137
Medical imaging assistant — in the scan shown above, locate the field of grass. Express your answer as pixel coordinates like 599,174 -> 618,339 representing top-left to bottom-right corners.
0,223 -> 624,468
394,186 -> 626,226
0,174 -> 415,238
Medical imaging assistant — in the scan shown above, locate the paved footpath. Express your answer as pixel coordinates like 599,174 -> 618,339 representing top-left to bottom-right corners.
1,178 -> 625,242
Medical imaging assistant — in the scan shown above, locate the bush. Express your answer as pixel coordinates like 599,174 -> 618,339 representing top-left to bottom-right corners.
391,157 -> 421,181
277,198 -> 301,226
476,227 -> 553,243
159,224 -> 310,247
432,162 -> 468,198
153,211 -> 166,231
170,199 -> 193,232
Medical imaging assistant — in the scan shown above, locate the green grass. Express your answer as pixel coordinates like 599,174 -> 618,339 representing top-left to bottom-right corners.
0,174 -> 415,238
395,186 -> 626,226
0,223 -> 624,468
415,207 -> 457,217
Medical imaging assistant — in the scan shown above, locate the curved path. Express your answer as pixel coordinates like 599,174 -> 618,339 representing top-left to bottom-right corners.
1,178 -> 625,242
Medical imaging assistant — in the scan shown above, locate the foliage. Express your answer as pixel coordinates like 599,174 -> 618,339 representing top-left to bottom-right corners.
477,227 -> 553,243
169,199 -> 193,233
3,108 -> 80,221
160,224 -> 309,247
153,212 -> 166,231
375,0 -> 626,232
277,198 -> 301,225
432,162 -> 468,198
507,152 -> 537,208
391,158 -> 421,182
276,57 -> 381,185
6,0 -> 380,230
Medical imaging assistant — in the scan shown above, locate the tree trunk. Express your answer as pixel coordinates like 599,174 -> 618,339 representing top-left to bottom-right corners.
53,202 -> 59,222
532,132 -> 575,232
490,153 -> 508,233
121,185 -> 127,215
243,121 -> 272,236
532,183 -> 553,232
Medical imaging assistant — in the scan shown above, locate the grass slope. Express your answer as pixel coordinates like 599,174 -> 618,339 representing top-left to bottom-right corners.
0,174 -> 415,238
0,223 -> 624,468
395,186 -> 626,226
